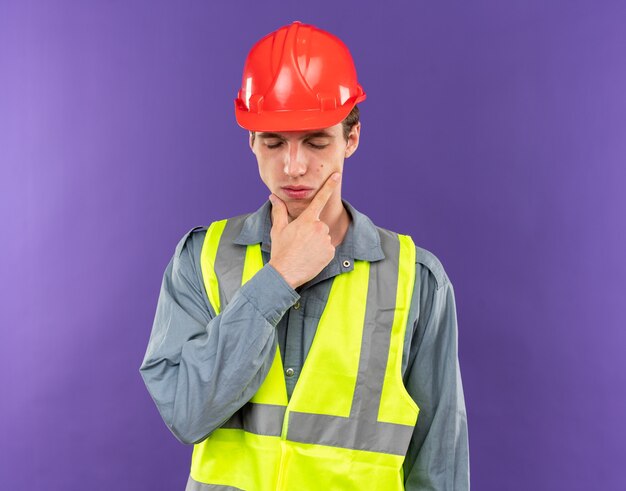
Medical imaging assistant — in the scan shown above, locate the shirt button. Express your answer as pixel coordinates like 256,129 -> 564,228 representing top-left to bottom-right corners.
342,260 -> 351,268
293,301 -> 301,310
285,368 -> 295,377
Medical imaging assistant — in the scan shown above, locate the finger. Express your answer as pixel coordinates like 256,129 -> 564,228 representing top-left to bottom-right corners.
269,194 -> 289,231
302,172 -> 341,220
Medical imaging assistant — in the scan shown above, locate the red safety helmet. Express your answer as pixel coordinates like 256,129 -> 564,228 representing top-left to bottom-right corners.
235,21 -> 366,132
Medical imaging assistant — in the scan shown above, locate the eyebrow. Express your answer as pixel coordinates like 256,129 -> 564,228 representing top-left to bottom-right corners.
257,131 -> 335,140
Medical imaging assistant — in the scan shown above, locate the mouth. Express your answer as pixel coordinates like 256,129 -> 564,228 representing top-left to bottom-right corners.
281,186 -> 314,200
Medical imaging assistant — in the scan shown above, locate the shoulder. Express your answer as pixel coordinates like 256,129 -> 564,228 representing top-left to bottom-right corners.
375,225 -> 450,291
413,244 -> 450,290
174,226 -> 209,259
173,211 -> 252,259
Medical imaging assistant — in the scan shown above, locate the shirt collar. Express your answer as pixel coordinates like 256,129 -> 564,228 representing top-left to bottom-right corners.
233,198 -> 385,262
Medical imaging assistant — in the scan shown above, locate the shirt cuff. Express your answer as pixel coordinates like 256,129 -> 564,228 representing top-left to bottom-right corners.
239,263 -> 300,326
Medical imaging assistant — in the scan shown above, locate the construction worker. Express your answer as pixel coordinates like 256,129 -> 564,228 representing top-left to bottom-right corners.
140,20 -> 469,490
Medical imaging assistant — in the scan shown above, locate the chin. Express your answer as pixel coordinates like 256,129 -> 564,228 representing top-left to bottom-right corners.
288,201 -> 306,209
286,201 -> 307,218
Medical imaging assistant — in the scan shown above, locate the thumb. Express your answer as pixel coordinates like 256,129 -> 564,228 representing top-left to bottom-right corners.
269,194 -> 289,231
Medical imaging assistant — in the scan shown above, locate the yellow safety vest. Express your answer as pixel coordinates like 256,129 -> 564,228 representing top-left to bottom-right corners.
189,214 -> 419,490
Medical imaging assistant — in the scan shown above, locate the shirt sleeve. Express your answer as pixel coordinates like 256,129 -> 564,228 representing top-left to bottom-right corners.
402,264 -> 470,490
139,228 -> 300,445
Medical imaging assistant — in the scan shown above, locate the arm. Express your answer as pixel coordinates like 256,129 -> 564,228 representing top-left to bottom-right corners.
403,265 -> 470,490
139,228 -> 299,444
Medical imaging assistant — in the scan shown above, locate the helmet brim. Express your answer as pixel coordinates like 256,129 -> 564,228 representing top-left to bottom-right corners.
234,96 -> 365,132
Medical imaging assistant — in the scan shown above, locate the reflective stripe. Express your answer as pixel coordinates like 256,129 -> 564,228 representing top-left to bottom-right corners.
221,402 -> 286,436
201,220 -> 227,313
186,476 -> 244,491
286,412 -> 414,455
350,228 -> 400,421
287,229 -> 415,455
213,215 -> 249,311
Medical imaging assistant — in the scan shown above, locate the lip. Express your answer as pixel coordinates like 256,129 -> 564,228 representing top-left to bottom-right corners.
281,186 -> 314,200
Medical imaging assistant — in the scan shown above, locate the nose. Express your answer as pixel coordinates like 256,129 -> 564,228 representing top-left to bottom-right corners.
283,143 -> 307,178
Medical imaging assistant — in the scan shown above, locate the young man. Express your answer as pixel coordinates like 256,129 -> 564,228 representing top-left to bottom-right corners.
140,21 -> 469,490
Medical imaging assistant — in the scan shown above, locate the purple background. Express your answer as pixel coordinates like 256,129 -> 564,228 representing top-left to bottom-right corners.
1,1 -> 625,490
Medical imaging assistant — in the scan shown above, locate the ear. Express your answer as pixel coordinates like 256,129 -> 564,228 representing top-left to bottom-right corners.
249,131 -> 255,153
345,122 -> 361,159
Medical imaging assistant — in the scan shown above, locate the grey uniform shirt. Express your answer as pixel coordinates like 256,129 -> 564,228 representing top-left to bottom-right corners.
140,199 -> 470,490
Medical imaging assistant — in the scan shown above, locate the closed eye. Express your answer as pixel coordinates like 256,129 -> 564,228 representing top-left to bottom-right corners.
266,142 -> 328,150
308,142 -> 328,149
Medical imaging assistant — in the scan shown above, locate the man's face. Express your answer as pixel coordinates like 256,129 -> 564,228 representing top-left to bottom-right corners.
250,121 -> 360,220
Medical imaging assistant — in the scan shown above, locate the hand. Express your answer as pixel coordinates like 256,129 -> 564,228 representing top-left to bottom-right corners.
268,172 -> 341,289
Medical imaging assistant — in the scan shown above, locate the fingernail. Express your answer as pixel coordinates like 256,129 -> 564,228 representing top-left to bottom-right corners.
332,173 -> 341,182
269,194 -> 275,203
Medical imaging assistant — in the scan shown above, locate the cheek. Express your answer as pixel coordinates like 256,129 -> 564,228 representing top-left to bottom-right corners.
313,156 -> 341,176
257,162 -> 272,186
